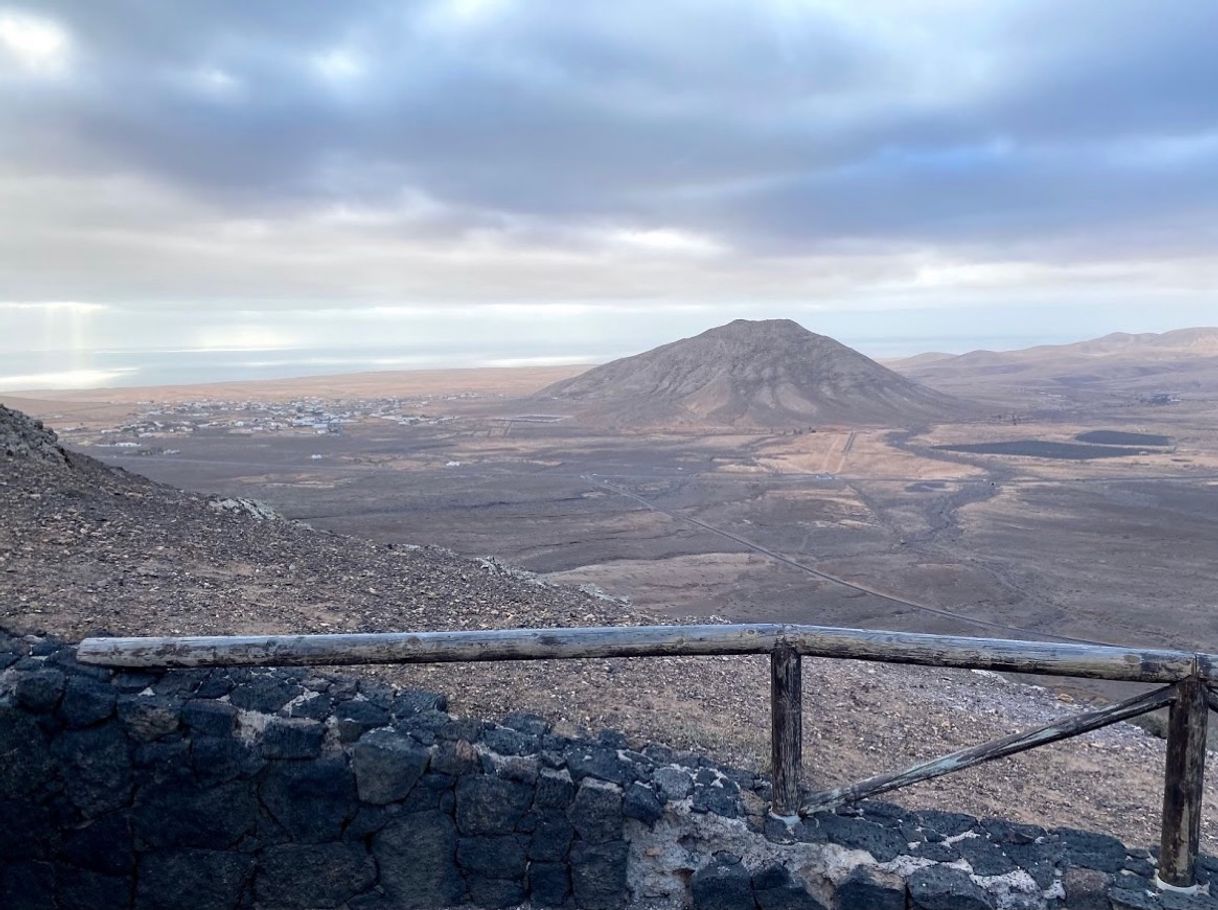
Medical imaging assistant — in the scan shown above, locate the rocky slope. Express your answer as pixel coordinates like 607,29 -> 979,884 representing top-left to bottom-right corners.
1,403 -> 1214,850
535,320 -> 967,428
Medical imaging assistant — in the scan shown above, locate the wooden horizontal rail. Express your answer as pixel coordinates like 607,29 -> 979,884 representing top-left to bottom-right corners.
78,623 -> 1205,683
800,683 -> 1179,815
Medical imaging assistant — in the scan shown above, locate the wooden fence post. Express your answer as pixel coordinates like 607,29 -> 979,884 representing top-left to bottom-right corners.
770,644 -> 802,815
1159,676 -> 1208,890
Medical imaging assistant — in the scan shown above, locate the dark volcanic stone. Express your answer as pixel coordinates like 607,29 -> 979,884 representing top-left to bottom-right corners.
117,695 -> 181,740
751,863 -> 827,910
56,866 -> 131,910
52,722 -> 132,816
503,711 -> 549,736
528,861 -> 571,907
624,781 -> 664,825
566,743 -> 633,785
133,779 -> 256,849
374,810 -> 464,909
534,768 -> 576,809
835,865 -> 904,910
61,812 -> 134,875
812,814 -> 906,862
0,704 -> 56,798
957,835 -> 1018,875
228,674 -> 299,713
571,839 -> 629,910
569,779 -> 624,844
915,809 -> 979,840
0,861 -> 56,910
58,676 -> 117,728
981,818 -> 1046,844
691,857 -> 753,910
455,775 -> 534,835
908,865 -> 994,910
0,800 -> 53,861
456,834 -> 528,879
352,729 -> 430,804
691,781 -> 740,817
261,717 -> 324,759
286,691 -> 332,720
136,849 -> 254,910
181,699 -> 237,736
652,766 -> 693,801
260,758 -> 356,842
191,735 -> 264,784
529,812 -> 575,862
392,688 -> 447,717
1055,827 -> 1128,873
256,842 -> 377,909
467,875 -> 526,908
14,669 -> 66,712
483,724 -> 539,756
1062,866 -> 1112,910
335,698 -> 389,742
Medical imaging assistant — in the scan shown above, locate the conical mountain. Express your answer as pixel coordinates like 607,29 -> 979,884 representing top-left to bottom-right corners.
536,319 -> 967,427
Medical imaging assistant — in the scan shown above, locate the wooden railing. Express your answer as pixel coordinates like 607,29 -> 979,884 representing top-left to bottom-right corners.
78,623 -> 1215,891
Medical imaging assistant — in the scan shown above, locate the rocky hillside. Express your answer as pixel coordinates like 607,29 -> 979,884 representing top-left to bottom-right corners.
1,403 -> 1214,850
535,320 -> 967,427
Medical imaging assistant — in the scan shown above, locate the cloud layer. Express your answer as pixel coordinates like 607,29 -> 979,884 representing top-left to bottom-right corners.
1,1 -> 1216,359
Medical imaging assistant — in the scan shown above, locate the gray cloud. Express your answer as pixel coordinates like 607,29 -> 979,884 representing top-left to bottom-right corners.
0,0 -> 1216,360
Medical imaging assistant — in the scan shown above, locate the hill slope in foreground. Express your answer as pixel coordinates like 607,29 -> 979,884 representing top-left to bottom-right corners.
535,319 -> 968,427
0,403 -> 1205,846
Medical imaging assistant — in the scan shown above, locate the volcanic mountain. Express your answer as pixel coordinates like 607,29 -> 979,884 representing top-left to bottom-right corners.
536,319 -> 967,427
886,326 -> 1218,405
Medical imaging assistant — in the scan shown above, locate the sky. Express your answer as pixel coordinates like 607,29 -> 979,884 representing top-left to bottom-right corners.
1,1 -> 1216,386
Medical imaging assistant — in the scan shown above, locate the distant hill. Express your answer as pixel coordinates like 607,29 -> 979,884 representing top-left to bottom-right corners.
535,319 -> 967,427
887,327 -> 1218,405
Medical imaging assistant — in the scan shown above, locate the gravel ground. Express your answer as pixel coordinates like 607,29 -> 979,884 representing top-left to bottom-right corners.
1,403 -> 1213,851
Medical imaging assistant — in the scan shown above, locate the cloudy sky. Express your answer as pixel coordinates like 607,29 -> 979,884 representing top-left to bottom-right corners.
1,1 -> 1216,385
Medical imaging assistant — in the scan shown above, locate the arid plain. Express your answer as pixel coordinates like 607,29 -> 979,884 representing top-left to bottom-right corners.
8,333 -> 1218,717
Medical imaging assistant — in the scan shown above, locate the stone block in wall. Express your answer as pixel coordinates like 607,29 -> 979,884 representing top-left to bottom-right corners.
1054,827 -> 1128,873
14,669 -> 66,713
335,698 -> 390,743
374,810 -> 465,909
957,834 -> 1019,876
0,703 -> 56,799
623,781 -> 664,826
570,778 -> 624,845
190,735 -> 264,784
259,758 -> 356,843
534,768 -> 575,809
117,695 -> 182,741
570,839 -> 628,910
457,834 -> 529,879
261,717 -> 324,759
51,722 -> 132,817
691,856 -> 753,910
1062,866 -> 1113,910
907,865 -> 994,910
228,673 -> 300,713
133,779 -> 256,850
750,863 -> 827,910
255,842 -> 377,909
55,865 -> 131,910
467,874 -> 527,909
566,743 -> 634,786
135,849 -> 254,910
528,860 -> 571,907
181,699 -> 237,737
58,675 -> 117,728
835,865 -> 905,910
352,729 -> 429,804
455,774 -> 534,836
0,860 -> 56,910
528,811 -> 574,862
59,811 -> 134,875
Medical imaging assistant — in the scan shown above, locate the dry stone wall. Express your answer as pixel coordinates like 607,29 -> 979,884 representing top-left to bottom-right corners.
1,629 -> 1215,910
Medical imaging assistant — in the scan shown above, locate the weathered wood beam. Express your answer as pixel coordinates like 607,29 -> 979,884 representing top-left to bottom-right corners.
76,624 -> 787,668
1159,677 -> 1208,889
780,627 -> 1198,684
77,624 -> 1207,683
800,684 -> 1178,816
770,644 -> 802,815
